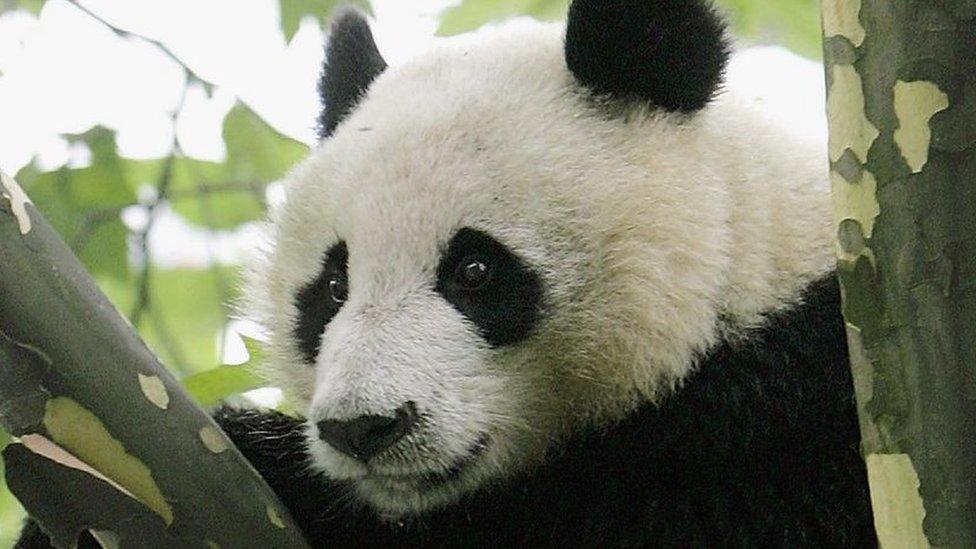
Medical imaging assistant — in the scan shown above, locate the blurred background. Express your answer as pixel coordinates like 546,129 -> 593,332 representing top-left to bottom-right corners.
0,0 -> 825,543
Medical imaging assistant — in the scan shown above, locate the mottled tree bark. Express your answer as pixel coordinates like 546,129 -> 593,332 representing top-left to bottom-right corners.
0,171 -> 310,548
821,1 -> 976,546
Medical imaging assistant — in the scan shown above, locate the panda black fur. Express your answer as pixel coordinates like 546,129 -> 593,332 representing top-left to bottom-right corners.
20,0 -> 876,547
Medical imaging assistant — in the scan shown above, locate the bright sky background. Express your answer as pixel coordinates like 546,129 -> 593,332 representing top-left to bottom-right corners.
0,0 -> 457,173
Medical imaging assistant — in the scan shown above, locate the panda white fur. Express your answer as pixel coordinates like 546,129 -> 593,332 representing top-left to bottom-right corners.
22,0 -> 875,547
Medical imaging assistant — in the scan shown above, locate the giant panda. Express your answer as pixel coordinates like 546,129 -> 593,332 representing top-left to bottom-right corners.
20,0 -> 876,547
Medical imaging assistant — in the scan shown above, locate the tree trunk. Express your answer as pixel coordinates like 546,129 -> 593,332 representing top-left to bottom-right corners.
0,170 -> 310,548
821,1 -> 976,545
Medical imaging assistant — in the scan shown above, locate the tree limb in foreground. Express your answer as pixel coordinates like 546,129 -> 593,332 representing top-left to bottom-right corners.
0,171 -> 310,549
822,0 -> 976,545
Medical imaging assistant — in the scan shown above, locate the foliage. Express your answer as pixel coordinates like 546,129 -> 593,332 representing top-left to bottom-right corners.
15,129 -> 136,280
0,0 -> 42,15
11,104 -> 305,371
183,337 -> 266,406
97,268 -> 239,373
718,0 -> 823,58
437,0 -> 569,36
171,105 -> 307,228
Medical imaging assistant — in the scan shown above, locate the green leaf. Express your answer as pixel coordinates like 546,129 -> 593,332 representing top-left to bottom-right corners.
241,335 -> 267,366
715,0 -> 822,59
0,0 -> 45,15
169,159 -> 264,229
98,268 -> 239,375
279,0 -> 371,42
437,0 -> 568,36
170,104 -> 307,229
146,268 -> 239,374
222,105 -> 308,182
15,127 -> 137,280
182,336 -> 266,406
183,365 -> 263,407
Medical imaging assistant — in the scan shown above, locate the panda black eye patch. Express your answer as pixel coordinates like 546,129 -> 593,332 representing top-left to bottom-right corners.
435,228 -> 543,347
294,241 -> 348,365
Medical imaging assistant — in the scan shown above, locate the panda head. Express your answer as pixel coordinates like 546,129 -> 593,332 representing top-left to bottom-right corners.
250,0 -> 737,515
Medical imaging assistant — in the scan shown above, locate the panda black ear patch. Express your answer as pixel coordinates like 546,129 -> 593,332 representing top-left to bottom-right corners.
564,0 -> 731,113
317,9 -> 388,139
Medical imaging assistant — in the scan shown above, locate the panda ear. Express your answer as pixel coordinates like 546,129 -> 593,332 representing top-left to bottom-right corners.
564,0 -> 730,113
317,9 -> 388,139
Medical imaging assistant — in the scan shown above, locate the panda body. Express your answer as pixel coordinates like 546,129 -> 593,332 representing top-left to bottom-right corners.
21,0 -> 876,547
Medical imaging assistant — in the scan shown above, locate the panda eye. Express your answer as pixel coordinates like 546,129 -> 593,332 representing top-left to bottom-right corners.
456,256 -> 491,290
293,241 -> 348,365
435,228 -> 543,348
328,274 -> 348,303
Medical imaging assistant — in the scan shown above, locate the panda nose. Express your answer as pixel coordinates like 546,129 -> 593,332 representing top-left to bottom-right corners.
316,402 -> 417,461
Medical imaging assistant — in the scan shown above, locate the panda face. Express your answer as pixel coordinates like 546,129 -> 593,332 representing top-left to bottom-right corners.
258,40 -> 726,511
302,222 -> 553,513
247,1 -> 835,516
262,97 -> 595,512
255,22 -> 721,513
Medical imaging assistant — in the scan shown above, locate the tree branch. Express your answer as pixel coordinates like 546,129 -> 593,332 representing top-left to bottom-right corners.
0,172 -> 310,548
64,0 -> 209,89
129,152 -> 175,327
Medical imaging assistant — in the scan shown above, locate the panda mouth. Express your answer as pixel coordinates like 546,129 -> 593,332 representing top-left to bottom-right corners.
369,433 -> 491,488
